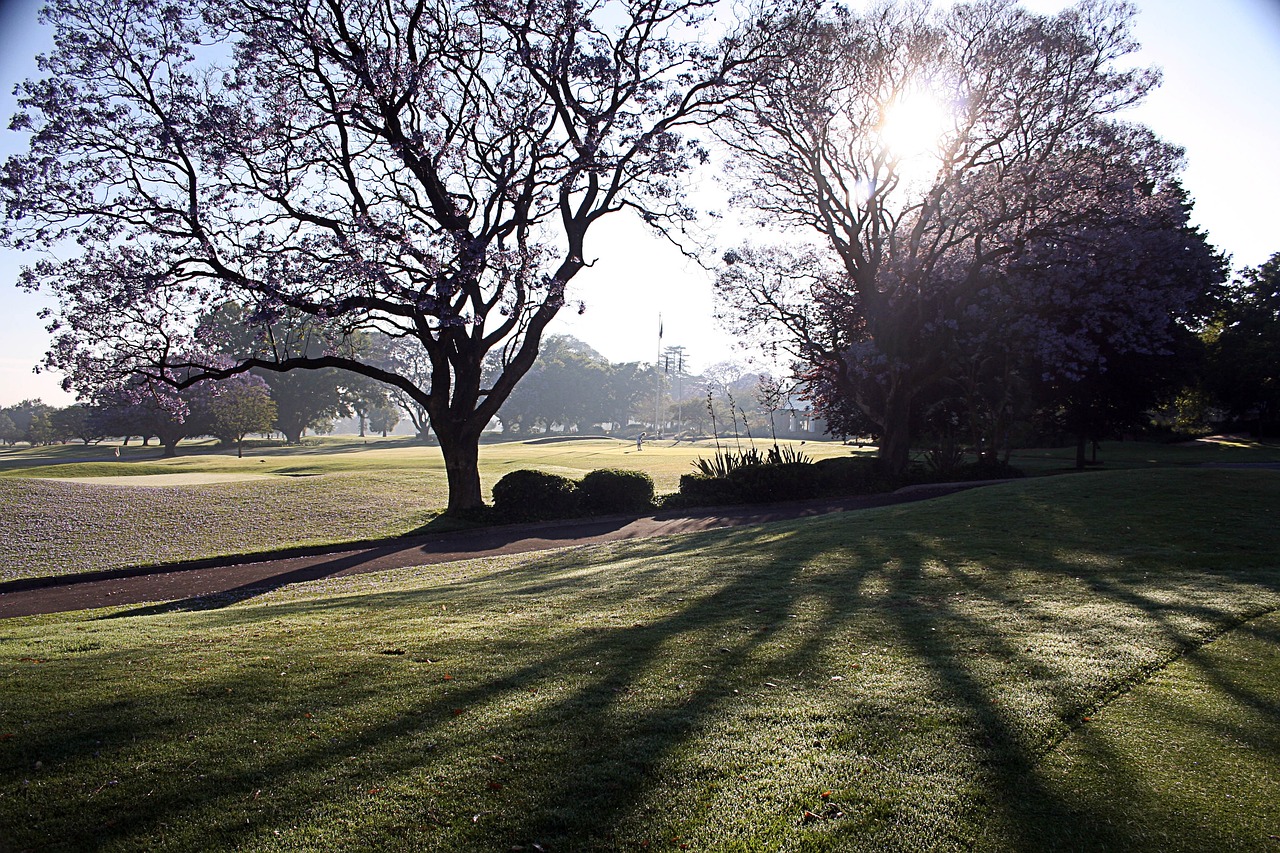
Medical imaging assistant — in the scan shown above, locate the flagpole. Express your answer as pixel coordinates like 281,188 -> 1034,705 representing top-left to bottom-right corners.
655,314 -> 663,438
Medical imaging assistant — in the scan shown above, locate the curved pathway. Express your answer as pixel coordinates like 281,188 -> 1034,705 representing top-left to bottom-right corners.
0,484 -> 987,619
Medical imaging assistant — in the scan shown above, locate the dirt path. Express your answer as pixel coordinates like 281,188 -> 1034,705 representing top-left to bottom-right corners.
0,485 -> 985,619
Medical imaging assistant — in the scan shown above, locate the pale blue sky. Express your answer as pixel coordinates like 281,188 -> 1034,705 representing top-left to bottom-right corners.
1,0 -> 1277,406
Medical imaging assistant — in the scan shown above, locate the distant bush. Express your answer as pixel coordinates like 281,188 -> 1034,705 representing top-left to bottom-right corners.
492,469 -> 579,521
579,468 -> 655,514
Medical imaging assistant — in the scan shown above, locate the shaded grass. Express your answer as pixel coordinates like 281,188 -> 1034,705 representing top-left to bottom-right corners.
1010,435 -> 1280,472
991,610 -> 1280,850
0,469 -> 1277,851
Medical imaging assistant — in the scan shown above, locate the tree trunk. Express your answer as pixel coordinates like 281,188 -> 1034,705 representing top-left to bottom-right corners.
162,439 -> 179,458
1075,432 -> 1087,470
435,421 -> 484,512
876,388 -> 913,476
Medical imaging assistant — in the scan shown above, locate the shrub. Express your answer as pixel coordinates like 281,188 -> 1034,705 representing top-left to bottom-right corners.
492,469 -> 579,521
579,468 -> 655,514
691,447 -> 765,478
676,472 -> 741,506
813,455 -> 889,496
765,443 -> 813,465
726,461 -> 819,503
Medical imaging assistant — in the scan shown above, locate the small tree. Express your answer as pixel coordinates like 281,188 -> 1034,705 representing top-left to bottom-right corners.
367,399 -> 401,437
208,377 -> 277,458
0,412 -> 17,445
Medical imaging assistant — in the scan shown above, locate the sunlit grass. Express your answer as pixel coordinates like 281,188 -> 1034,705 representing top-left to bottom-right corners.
0,438 -> 867,581
1,469 -> 1277,851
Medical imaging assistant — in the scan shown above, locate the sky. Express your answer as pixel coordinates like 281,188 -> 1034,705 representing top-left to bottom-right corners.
0,0 -> 1277,407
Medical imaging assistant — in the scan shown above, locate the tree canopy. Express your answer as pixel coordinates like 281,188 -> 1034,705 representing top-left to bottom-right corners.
713,0 -> 1225,473
3,0 -> 781,510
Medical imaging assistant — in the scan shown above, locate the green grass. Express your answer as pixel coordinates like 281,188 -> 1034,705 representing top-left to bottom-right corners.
1011,434 -> 1280,472
993,610 -> 1280,850
1,435 -> 1274,583
0,438 -> 865,581
1,469 -> 1277,851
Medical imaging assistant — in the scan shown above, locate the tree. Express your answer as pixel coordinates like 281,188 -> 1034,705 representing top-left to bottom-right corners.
50,403 -> 107,445
208,375 -> 277,458
1,399 -> 54,445
0,412 -> 17,445
715,0 -> 1171,474
257,367 -> 350,444
1205,253 -> 1280,436
495,335 -> 611,432
344,372 -> 394,438
91,378 -> 219,456
367,398 -> 402,436
1008,186 -> 1225,467
5,0 -> 780,511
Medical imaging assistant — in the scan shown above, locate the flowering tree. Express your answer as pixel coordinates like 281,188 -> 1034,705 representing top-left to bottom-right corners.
2,0 -> 778,511
714,0 -> 1193,474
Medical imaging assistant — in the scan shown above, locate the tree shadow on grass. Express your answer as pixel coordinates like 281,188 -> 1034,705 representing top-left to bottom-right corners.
5,477 -> 1279,851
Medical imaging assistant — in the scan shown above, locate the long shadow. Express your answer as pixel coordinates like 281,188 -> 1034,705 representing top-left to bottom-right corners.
100,547 -> 401,617
6,476 -> 1278,850
2,534 -> 831,850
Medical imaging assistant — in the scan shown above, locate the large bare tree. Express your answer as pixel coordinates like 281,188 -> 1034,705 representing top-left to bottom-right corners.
2,0 -> 779,510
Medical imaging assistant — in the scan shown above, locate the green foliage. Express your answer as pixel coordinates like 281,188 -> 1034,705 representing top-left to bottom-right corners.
578,468 -> 655,514
809,455 -> 887,495
726,460 -> 819,503
1205,252 -> 1280,434
673,472 -> 741,507
765,443 -> 812,465
491,468 -> 580,521
691,447 -> 766,478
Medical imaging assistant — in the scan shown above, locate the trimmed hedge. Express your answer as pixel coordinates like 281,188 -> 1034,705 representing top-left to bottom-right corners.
579,468 -> 655,514
813,456 -> 888,495
726,461 -> 819,503
492,469 -> 579,521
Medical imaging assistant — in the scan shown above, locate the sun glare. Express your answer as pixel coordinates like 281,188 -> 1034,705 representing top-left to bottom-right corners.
876,90 -> 952,187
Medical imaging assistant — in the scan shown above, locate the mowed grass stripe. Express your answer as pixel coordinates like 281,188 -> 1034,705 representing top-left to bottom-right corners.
0,469 -> 1276,851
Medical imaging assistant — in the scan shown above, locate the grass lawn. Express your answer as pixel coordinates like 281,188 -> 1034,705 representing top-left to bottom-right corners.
1,468 -> 1276,851
0,438 -> 865,582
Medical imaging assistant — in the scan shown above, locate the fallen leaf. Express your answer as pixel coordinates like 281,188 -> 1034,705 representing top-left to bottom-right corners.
487,781 -> 504,791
